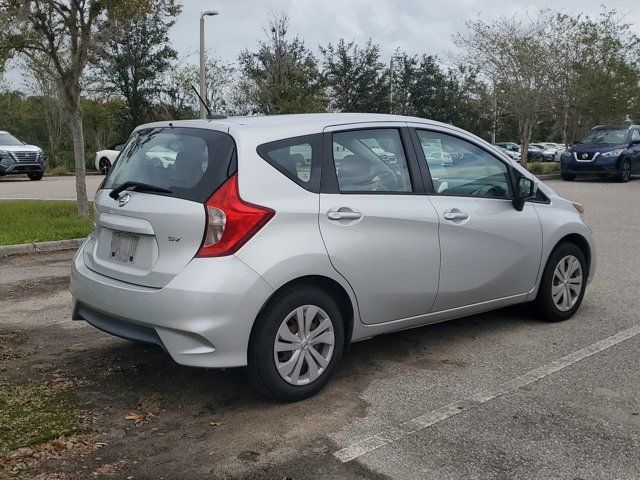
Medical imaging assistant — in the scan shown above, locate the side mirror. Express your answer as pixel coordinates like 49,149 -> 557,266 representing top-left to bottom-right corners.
630,139 -> 640,146
513,176 -> 536,211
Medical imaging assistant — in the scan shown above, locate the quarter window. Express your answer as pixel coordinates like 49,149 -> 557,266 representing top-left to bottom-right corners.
417,130 -> 511,198
257,134 -> 321,192
332,129 -> 412,193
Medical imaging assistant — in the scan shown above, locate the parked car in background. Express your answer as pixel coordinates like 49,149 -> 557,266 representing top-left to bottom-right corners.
494,142 -> 520,153
493,143 -> 521,162
0,131 -> 47,181
95,142 -> 126,174
71,113 -> 595,401
560,124 -> 640,182
529,143 -> 556,162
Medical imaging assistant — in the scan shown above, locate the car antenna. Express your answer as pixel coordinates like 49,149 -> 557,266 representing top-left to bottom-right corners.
191,85 -> 227,120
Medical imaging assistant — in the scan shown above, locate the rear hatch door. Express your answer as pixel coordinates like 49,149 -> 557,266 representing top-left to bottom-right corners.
84,125 -> 236,288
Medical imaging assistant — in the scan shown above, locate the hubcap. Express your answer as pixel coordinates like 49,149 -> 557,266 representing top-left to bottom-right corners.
273,305 -> 335,386
552,255 -> 583,312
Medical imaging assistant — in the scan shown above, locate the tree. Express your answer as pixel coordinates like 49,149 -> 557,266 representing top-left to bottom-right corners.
548,9 -> 640,144
23,55 -> 68,167
455,13 -> 556,165
238,13 -> 324,114
320,39 -> 388,113
0,0 -> 171,218
162,56 -> 242,118
91,2 -> 180,134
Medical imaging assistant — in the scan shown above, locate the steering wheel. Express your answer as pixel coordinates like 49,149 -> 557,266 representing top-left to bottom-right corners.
371,167 -> 398,191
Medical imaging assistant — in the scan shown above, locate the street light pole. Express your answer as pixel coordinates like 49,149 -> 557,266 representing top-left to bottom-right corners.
389,54 -> 403,115
199,10 -> 219,119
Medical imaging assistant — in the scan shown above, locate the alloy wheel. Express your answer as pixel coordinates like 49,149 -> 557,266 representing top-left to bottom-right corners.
99,158 -> 111,175
621,160 -> 631,182
273,305 -> 335,386
551,255 -> 583,312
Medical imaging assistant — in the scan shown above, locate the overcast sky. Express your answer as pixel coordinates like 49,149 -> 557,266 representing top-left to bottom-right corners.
3,0 -> 639,88
172,0 -> 639,67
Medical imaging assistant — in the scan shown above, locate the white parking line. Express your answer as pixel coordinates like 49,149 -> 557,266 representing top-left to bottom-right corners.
334,323 -> 640,463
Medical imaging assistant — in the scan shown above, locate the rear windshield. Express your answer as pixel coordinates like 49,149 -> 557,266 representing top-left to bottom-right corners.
103,127 -> 236,202
581,129 -> 628,145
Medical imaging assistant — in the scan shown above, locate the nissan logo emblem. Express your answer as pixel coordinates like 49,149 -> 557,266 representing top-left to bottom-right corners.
117,193 -> 131,207
581,153 -> 588,160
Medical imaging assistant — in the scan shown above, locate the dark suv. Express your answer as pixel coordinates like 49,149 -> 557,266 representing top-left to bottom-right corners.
560,124 -> 640,182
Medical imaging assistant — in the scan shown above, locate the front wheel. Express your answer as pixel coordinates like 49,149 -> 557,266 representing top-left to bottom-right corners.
617,159 -> 631,183
535,242 -> 587,322
28,171 -> 44,181
247,286 -> 345,401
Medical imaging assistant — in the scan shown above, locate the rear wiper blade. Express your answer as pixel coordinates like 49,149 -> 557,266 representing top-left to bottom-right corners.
109,181 -> 172,199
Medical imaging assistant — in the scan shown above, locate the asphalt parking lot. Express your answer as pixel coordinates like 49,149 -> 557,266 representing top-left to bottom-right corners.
0,175 -> 103,200
1,178 -> 639,479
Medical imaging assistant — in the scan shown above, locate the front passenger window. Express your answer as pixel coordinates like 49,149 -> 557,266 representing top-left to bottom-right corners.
417,130 -> 511,198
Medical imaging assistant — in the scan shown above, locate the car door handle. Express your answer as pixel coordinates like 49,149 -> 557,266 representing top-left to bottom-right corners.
327,208 -> 362,221
443,209 -> 469,221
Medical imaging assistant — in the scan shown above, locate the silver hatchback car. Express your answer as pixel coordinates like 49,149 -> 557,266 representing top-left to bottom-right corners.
71,114 -> 595,401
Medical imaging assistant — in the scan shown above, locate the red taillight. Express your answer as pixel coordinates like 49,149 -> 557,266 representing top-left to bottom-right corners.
196,174 -> 274,257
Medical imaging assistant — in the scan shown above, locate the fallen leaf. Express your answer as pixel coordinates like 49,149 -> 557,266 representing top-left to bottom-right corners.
209,421 -> 222,427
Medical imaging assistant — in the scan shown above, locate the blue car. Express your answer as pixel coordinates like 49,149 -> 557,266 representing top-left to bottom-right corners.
561,124 -> 640,182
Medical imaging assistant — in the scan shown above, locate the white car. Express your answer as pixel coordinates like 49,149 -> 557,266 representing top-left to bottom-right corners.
95,142 -> 125,174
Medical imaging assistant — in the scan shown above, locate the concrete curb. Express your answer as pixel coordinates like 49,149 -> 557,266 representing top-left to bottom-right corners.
535,173 -> 561,180
0,238 -> 85,257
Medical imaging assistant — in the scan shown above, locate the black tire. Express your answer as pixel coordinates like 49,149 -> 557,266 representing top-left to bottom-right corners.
535,242 -> 587,322
561,172 -> 576,181
247,285 -> 345,401
617,159 -> 631,183
98,157 -> 112,175
28,171 -> 44,181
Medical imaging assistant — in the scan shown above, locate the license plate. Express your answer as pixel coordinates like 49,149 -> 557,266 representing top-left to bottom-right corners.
109,232 -> 139,264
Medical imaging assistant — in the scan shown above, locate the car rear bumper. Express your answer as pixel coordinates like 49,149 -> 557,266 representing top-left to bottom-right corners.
70,240 -> 274,368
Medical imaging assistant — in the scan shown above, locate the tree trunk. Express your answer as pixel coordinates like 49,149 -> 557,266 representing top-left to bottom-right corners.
70,107 -> 90,219
518,116 -> 534,168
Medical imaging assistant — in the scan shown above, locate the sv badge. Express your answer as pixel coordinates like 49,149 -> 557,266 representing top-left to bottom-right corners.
168,236 -> 181,242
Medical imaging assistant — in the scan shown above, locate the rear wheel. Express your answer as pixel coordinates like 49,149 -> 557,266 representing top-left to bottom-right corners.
617,159 -> 631,183
28,171 -> 43,181
98,157 -> 111,175
561,172 -> 576,181
535,242 -> 587,322
247,286 -> 345,401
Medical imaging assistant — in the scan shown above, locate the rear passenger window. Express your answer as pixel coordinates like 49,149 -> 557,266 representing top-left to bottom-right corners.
332,129 -> 412,193
257,134 -> 322,192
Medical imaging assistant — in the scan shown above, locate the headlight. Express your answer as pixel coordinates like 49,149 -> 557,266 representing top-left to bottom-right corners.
601,148 -> 624,158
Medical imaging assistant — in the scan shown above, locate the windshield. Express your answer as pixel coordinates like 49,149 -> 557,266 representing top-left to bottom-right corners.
0,132 -> 24,146
103,127 -> 236,203
581,129 -> 628,145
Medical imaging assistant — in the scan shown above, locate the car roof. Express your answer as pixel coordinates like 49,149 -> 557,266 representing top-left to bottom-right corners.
136,113 -> 465,135
592,124 -> 640,130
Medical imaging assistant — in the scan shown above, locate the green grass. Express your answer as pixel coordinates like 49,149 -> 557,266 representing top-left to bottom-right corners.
0,384 -> 85,457
0,201 -> 93,246
526,162 -> 560,175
